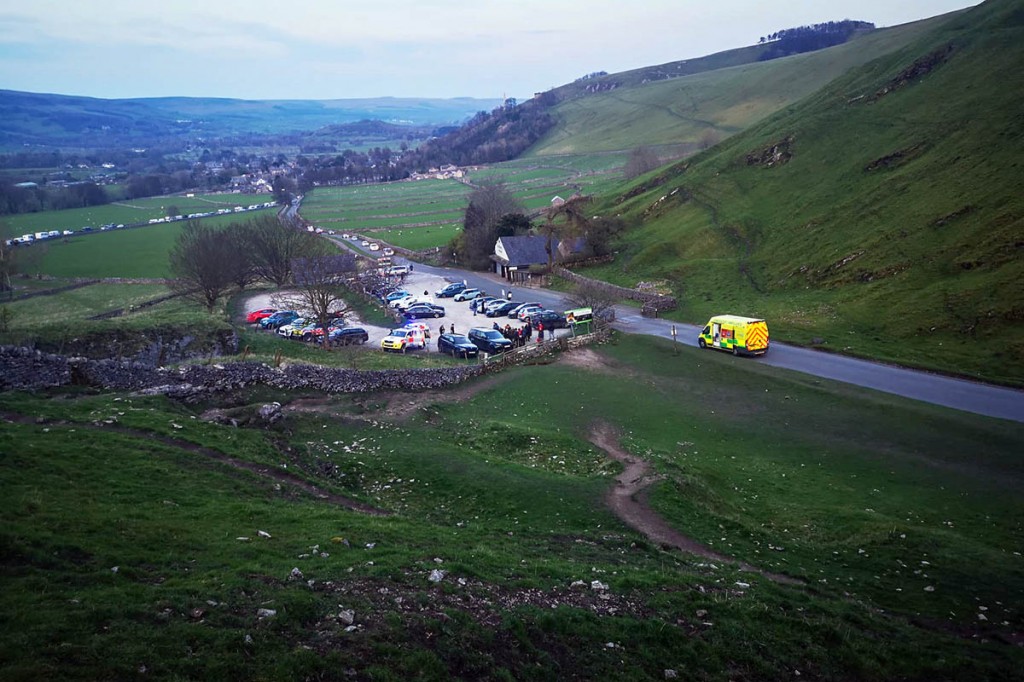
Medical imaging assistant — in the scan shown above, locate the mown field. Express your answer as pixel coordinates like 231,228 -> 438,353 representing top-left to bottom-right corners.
299,154 -> 626,252
6,208 -> 276,279
2,333 -> 1021,680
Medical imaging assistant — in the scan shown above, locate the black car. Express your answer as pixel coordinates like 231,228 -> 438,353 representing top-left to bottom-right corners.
485,300 -> 519,317
526,310 -> 567,329
437,333 -> 479,358
467,327 -> 514,354
404,303 -> 445,319
435,282 -> 467,298
325,326 -> 369,346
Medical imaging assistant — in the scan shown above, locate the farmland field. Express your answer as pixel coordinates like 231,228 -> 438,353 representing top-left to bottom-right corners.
12,208 -> 277,279
1,193 -> 273,238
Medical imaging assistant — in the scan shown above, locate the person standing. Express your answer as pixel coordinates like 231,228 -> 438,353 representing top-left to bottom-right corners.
537,321 -> 544,343
439,324 -> 446,336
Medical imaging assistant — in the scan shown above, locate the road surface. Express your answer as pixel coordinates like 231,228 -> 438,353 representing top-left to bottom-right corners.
408,260 -> 1024,423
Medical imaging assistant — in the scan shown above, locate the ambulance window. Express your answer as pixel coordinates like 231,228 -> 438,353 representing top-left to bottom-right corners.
702,326 -> 710,335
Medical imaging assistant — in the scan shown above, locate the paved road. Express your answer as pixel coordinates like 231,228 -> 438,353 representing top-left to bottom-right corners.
412,260 -> 1024,423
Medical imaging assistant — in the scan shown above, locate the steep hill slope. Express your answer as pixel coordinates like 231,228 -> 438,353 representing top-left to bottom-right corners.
528,12 -> 962,156
587,0 -> 1024,384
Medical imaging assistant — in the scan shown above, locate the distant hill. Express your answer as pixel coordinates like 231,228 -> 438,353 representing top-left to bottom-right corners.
588,0 -> 1024,383
0,91 -> 501,149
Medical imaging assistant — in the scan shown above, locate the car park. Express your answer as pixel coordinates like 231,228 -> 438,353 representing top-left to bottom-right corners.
404,303 -> 445,319
381,328 -> 426,352
435,282 -> 467,298
246,307 -> 277,324
325,326 -> 369,346
453,288 -> 483,302
259,310 -> 299,329
467,327 -> 514,354
437,333 -> 479,359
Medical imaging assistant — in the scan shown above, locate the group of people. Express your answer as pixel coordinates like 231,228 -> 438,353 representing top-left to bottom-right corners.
492,320 -> 551,346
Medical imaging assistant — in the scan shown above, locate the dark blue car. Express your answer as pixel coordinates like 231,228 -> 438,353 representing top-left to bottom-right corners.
437,333 -> 479,358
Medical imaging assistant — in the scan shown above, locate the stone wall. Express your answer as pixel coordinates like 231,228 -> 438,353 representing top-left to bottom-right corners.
0,329 -> 611,398
553,266 -> 677,314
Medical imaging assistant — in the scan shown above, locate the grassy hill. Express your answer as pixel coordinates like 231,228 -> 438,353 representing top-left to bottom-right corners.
573,0 -> 1024,385
528,12 -> 962,156
3,335 -> 1023,680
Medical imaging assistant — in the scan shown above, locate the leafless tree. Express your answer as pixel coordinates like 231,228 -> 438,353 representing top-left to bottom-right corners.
223,222 -> 259,291
247,214 -> 320,287
457,181 -> 524,269
168,221 -> 239,311
564,280 -> 618,325
288,243 -> 358,347
622,146 -> 661,179
542,194 -> 593,271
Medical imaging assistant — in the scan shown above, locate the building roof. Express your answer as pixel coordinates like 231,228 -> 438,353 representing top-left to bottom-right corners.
494,235 -> 584,267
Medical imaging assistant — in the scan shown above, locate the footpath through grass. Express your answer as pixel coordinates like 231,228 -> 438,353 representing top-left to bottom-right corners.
1,333 -> 1021,680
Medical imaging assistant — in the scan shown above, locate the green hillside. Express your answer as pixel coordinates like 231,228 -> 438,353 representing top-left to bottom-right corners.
529,12 -> 962,156
579,0 -> 1024,385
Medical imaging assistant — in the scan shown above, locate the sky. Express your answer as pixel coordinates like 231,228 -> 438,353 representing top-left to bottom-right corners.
0,0 -> 979,102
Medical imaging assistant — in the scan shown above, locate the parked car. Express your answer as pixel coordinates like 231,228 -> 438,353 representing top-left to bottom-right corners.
259,310 -> 299,329
486,300 -> 518,317
382,247 -> 395,256
325,326 -> 369,346
404,303 -> 445,319
526,310 -> 568,329
246,307 -> 277,324
517,305 -> 545,322
393,295 -> 434,311
384,290 -> 410,303
470,296 -> 499,313
278,318 -> 310,337
435,282 -> 467,298
507,302 -> 541,318
386,265 -> 410,276
467,327 -> 514,354
437,333 -> 479,359
381,328 -> 426,352
453,288 -> 483,302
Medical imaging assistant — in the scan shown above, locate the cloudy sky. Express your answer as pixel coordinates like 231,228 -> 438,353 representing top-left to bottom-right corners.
1,0 -> 978,101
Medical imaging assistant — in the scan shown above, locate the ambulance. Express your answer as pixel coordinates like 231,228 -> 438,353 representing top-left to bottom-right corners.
697,315 -> 769,356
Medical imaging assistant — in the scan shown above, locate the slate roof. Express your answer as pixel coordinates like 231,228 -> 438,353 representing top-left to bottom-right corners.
494,235 -> 586,267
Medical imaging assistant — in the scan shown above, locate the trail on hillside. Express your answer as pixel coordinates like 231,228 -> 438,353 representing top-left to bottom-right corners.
588,420 -> 801,586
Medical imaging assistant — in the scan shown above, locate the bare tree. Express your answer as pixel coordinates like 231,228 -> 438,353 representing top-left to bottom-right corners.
223,222 -> 259,291
289,243 -> 358,347
168,221 -> 238,311
247,214 -> 320,287
564,280 -> 618,325
622,146 -> 661,179
542,194 -> 593,271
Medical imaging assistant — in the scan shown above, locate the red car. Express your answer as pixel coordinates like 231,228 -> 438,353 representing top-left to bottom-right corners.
246,308 -> 277,324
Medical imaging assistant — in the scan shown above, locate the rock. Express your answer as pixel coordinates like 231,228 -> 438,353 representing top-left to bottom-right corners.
665,670 -> 679,679
570,580 -> 587,589
590,580 -> 609,591
257,530 -> 272,539
338,609 -> 355,625
289,567 -> 303,580
695,609 -> 708,618
428,569 -> 446,583
258,402 -> 283,424
735,581 -> 750,589
924,585 -> 936,592
256,608 -> 276,619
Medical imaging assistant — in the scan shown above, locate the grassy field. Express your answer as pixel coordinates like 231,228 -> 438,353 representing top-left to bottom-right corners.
9,208 -> 276,279
1,193 -> 272,238
2,333 -> 1021,680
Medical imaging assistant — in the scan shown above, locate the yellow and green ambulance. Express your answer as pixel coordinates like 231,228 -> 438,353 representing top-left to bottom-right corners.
697,315 -> 769,356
